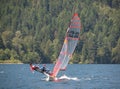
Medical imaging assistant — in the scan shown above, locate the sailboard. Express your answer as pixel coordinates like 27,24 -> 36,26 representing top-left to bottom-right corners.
50,13 -> 81,80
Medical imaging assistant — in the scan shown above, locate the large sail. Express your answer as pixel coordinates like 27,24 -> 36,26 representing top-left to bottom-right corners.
51,13 -> 81,77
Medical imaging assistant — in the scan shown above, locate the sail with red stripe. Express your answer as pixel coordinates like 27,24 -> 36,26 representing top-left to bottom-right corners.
51,13 -> 81,77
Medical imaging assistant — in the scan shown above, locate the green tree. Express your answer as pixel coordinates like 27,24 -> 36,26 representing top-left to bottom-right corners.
22,51 -> 40,63
1,30 -> 13,49
12,31 -> 23,55
112,38 -> 120,63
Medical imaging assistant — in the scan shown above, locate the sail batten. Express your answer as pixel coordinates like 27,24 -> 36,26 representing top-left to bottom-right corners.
51,13 -> 81,77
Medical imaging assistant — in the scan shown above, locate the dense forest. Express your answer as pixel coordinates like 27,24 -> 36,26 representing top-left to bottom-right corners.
0,0 -> 120,64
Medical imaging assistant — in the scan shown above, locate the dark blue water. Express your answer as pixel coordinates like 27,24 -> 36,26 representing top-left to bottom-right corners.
0,64 -> 120,89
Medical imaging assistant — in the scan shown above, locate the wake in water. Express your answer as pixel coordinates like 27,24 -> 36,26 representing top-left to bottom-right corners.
41,74 -> 80,82
58,75 -> 80,81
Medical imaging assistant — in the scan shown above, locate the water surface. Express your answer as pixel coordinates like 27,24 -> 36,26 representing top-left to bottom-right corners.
0,64 -> 120,89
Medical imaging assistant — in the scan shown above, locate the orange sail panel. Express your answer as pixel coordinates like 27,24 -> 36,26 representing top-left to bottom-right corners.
51,13 -> 81,77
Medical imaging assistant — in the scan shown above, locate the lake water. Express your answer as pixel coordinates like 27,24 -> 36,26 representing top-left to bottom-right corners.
0,64 -> 120,89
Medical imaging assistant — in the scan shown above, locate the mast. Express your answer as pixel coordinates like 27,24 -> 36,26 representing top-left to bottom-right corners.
51,13 -> 81,77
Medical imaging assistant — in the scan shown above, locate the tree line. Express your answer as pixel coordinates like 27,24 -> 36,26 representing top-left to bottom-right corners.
0,0 -> 120,63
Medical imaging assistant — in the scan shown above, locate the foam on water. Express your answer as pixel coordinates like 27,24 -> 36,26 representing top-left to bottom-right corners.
41,74 -> 80,82
58,74 -> 80,81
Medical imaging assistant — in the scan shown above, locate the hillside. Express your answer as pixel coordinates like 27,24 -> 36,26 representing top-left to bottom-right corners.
0,0 -> 120,63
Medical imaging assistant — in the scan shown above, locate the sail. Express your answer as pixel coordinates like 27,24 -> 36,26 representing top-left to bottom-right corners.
51,13 -> 81,77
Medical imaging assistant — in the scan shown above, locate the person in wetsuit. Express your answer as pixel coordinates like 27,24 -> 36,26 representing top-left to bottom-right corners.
30,63 -> 39,71
30,64 -> 51,75
40,64 -> 47,73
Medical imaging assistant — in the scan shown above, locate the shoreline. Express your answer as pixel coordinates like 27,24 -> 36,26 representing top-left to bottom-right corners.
0,63 -> 23,64
0,59 -> 23,64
